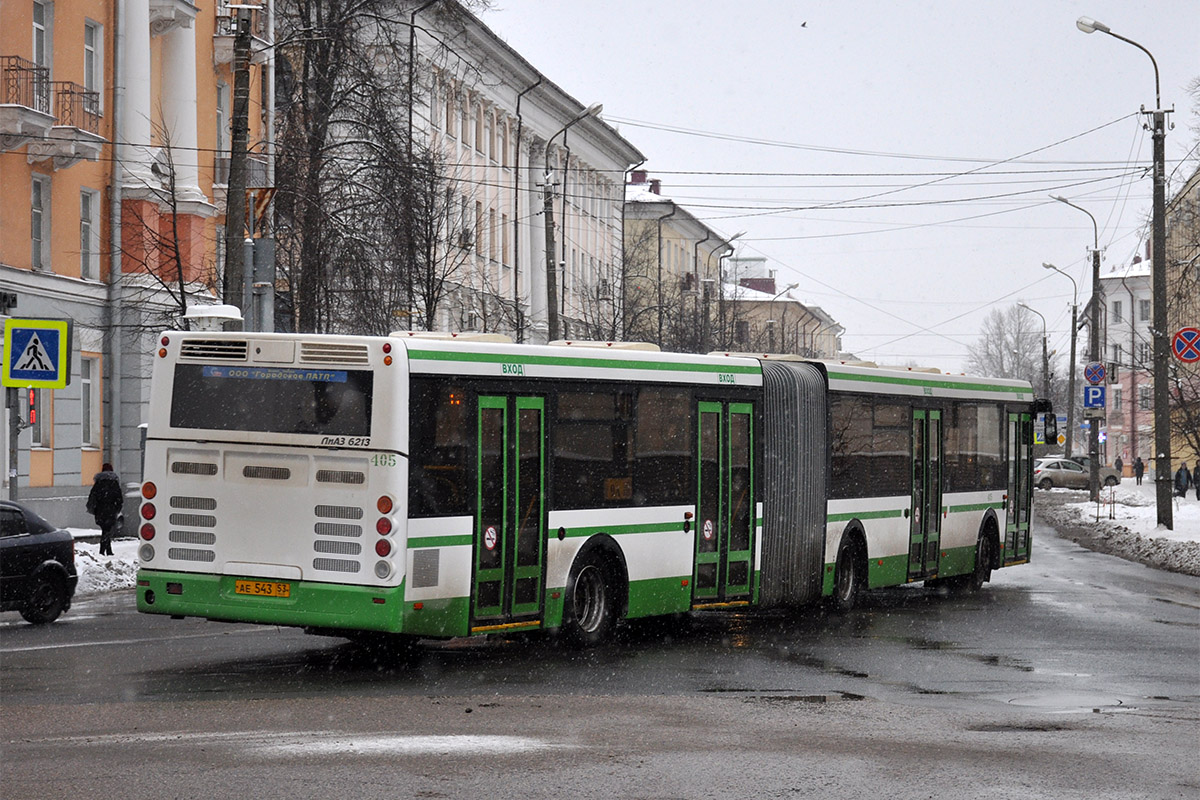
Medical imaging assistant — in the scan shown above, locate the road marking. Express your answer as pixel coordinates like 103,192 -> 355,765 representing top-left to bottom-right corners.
0,628 -> 269,653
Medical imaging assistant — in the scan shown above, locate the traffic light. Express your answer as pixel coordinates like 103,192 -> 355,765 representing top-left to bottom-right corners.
27,388 -> 36,425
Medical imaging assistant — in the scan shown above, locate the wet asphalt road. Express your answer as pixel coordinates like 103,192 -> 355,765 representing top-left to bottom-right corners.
2,509 -> 1197,799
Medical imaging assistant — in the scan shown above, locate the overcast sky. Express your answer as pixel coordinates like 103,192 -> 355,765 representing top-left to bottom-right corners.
481,1 -> 1199,372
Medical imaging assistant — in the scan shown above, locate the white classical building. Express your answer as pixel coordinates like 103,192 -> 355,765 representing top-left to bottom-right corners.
412,2 -> 644,342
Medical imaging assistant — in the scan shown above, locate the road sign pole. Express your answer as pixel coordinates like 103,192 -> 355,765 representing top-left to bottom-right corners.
6,387 -> 19,500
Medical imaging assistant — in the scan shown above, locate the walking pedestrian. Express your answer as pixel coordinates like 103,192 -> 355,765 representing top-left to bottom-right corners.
1195,460 -> 1200,501
1133,457 -> 1144,485
86,463 -> 123,556
1174,463 -> 1192,499
1114,455 -> 1124,476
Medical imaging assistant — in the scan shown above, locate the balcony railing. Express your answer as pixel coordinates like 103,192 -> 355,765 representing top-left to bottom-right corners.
52,81 -> 101,134
1,56 -> 50,113
213,154 -> 270,187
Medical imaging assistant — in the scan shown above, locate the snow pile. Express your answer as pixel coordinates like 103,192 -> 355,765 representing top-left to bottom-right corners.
1035,483 -> 1200,576
69,533 -> 140,596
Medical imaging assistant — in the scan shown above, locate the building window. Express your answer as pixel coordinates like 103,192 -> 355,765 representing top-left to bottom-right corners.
80,188 -> 99,279
81,357 -> 99,447
1137,341 -> 1151,367
215,223 -> 226,289
1139,298 -> 1151,322
84,20 -> 102,113
488,208 -> 497,261
501,120 -> 510,169
1138,385 -> 1151,411
33,2 -> 51,73
501,212 -> 510,266
474,104 -> 484,154
1111,343 -> 1122,366
485,110 -> 494,161
1112,387 -> 1122,413
1112,300 -> 1122,324
459,97 -> 469,143
31,175 -> 51,271
474,201 -> 483,255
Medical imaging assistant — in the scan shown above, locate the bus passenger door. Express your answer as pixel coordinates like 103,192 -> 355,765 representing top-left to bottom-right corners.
1005,412 -> 1032,563
694,401 -> 754,606
908,408 -> 942,580
473,396 -> 545,630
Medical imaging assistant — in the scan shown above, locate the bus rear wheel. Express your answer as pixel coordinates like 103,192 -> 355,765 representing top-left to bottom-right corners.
968,534 -> 994,591
562,553 -> 619,648
832,537 -> 863,611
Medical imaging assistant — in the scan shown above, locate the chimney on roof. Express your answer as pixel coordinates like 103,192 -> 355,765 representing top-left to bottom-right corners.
649,179 -> 661,195
630,170 -> 648,185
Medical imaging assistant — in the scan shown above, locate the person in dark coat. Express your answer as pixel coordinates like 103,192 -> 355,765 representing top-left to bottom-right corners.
1174,464 -> 1192,499
1114,455 -> 1124,476
1133,457 -> 1144,485
1195,460 -> 1200,501
87,463 -> 123,556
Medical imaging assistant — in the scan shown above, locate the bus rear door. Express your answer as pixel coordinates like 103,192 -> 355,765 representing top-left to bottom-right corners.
472,396 -> 546,632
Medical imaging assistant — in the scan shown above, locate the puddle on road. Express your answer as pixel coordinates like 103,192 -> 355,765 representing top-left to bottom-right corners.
1005,692 -> 1138,714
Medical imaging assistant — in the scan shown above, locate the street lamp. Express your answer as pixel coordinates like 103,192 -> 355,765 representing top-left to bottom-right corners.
1018,303 -> 1050,399
1076,16 -> 1171,528
1043,262 -> 1079,457
1050,194 -> 1103,500
543,102 -> 603,342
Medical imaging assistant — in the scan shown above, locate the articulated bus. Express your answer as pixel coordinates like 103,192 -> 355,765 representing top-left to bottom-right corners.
136,332 -> 1048,646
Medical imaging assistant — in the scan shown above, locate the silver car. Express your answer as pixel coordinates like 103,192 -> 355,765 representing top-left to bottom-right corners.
1034,458 -> 1121,490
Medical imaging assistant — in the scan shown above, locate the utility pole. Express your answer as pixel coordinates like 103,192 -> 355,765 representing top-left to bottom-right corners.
222,5 -> 254,314
1075,14 -> 1171,524
1150,104 -> 1172,528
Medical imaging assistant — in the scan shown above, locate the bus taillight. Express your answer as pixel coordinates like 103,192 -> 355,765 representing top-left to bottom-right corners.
375,539 -> 392,557
377,495 -> 393,514
140,503 -> 156,520
140,523 -> 156,541
142,482 -> 157,499
376,517 -> 392,535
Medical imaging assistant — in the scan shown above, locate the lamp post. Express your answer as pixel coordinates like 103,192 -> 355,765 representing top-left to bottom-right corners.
543,102 -> 602,342
1043,262 -> 1078,457
1018,303 -> 1050,399
1076,16 -> 1171,528
1051,194 -> 1103,500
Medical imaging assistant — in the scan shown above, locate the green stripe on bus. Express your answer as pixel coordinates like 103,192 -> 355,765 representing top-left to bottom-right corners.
562,521 -> 682,537
826,509 -> 905,523
407,534 -> 473,549
409,349 -> 761,376
827,370 -> 1030,395
946,502 -> 1003,514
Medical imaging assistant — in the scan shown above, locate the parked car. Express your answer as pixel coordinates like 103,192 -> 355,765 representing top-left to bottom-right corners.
0,500 -> 78,624
1034,457 -> 1121,490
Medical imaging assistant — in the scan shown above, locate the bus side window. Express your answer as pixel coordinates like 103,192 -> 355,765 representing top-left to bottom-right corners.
410,382 -> 470,517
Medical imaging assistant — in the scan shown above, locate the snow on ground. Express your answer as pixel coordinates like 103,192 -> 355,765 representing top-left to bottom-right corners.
69,482 -> 1200,599
1035,480 -> 1200,576
68,531 -> 140,596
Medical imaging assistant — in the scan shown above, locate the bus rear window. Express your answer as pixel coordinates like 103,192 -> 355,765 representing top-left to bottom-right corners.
170,364 -> 373,436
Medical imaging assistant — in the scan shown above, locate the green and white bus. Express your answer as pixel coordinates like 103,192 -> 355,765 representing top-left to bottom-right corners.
136,331 -> 1046,646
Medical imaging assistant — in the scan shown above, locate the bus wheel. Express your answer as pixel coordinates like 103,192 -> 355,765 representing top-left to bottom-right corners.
967,535 -> 994,592
562,553 -> 618,648
832,537 -> 863,611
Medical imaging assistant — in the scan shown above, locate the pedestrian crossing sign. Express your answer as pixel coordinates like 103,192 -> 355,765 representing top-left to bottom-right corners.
2,318 -> 72,389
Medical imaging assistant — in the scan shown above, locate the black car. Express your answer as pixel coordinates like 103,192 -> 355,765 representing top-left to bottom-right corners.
0,500 -> 78,624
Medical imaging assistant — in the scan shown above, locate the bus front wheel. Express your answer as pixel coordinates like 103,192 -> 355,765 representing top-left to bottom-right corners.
562,552 -> 619,647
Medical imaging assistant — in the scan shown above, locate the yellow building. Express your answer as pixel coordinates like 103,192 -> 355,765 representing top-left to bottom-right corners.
0,0 -> 272,524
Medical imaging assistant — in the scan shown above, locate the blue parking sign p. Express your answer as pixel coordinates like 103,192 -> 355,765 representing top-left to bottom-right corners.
1083,385 -> 1106,408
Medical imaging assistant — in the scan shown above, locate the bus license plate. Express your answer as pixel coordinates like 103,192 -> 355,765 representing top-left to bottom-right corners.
235,580 -> 291,598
